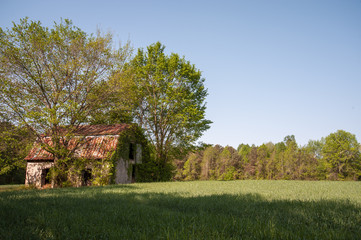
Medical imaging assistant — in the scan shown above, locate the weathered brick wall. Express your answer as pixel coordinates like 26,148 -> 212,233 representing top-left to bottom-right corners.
115,158 -> 131,184
25,162 -> 54,188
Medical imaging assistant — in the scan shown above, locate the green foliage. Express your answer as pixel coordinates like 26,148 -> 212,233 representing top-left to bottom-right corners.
322,130 -> 361,180
43,124 -> 155,186
0,122 -> 34,184
183,153 -> 202,181
256,144 -> 269,179
217,146 -> 240,180
306,139 -> 325,159
114,124 -> 156,182
124,42 -> 211,180
222,166 -> 237,180
177,130 -> 361,181
88,41 -> 134,125
200,145 -> 222,180
1,181 -> 361,239
0,18 -> 117,132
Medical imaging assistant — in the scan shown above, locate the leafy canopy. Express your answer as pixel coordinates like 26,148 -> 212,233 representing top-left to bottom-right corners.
0,18 -> 131,185
127,42 -> 211,173
322,130 -> 361,180
0,18 -> 130,156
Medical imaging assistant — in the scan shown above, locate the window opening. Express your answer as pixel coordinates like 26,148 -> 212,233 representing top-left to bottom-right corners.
129,143 -> 135,159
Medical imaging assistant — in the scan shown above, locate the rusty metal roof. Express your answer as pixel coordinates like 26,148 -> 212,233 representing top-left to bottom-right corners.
71,124 -> 130,136
46,124 -> 130,136
25,124 -> 129,161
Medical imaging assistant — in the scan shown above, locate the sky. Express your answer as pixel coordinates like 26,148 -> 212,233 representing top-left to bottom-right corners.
1,0 -> 360,148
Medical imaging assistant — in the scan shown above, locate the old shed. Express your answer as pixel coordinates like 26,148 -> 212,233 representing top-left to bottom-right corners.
25,124 -> 143,188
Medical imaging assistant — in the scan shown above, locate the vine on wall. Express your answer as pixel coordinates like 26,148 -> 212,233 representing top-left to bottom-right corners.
52,124 -> 154,187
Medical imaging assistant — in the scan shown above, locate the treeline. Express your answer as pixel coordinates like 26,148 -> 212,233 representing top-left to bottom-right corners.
175,130 -> 361,181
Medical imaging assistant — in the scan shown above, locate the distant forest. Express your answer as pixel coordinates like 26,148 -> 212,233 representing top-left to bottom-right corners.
1,123 -> 360,184
175,130 -> 361,181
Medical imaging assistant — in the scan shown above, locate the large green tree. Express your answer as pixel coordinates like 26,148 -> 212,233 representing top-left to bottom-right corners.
322,130 -> 361,180
126,42 -> 211,179
0,18 -> 131,185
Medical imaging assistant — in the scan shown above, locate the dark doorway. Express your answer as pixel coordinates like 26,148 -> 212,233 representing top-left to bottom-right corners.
82,169 -> 92,186
41,168 -> 50,187
131,165 -> 136,183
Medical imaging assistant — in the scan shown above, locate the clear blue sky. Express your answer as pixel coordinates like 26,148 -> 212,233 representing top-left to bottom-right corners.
1,0 -> 360,148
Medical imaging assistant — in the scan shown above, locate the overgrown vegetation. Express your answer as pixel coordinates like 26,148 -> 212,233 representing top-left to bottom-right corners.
177,131 -> 361,181
0,18 -> 132,186
1,181 -> 360,239
0,18 -> 210,184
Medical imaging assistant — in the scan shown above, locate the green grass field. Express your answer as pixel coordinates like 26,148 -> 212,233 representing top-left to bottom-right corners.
1,180 -> 361,239
0,184 -> 25,192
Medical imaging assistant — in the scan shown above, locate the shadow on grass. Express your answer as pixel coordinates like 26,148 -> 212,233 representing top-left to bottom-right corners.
1,185 -> 360,240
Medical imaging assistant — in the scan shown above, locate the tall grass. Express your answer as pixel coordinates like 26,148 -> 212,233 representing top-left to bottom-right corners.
1,181 -> 360,239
